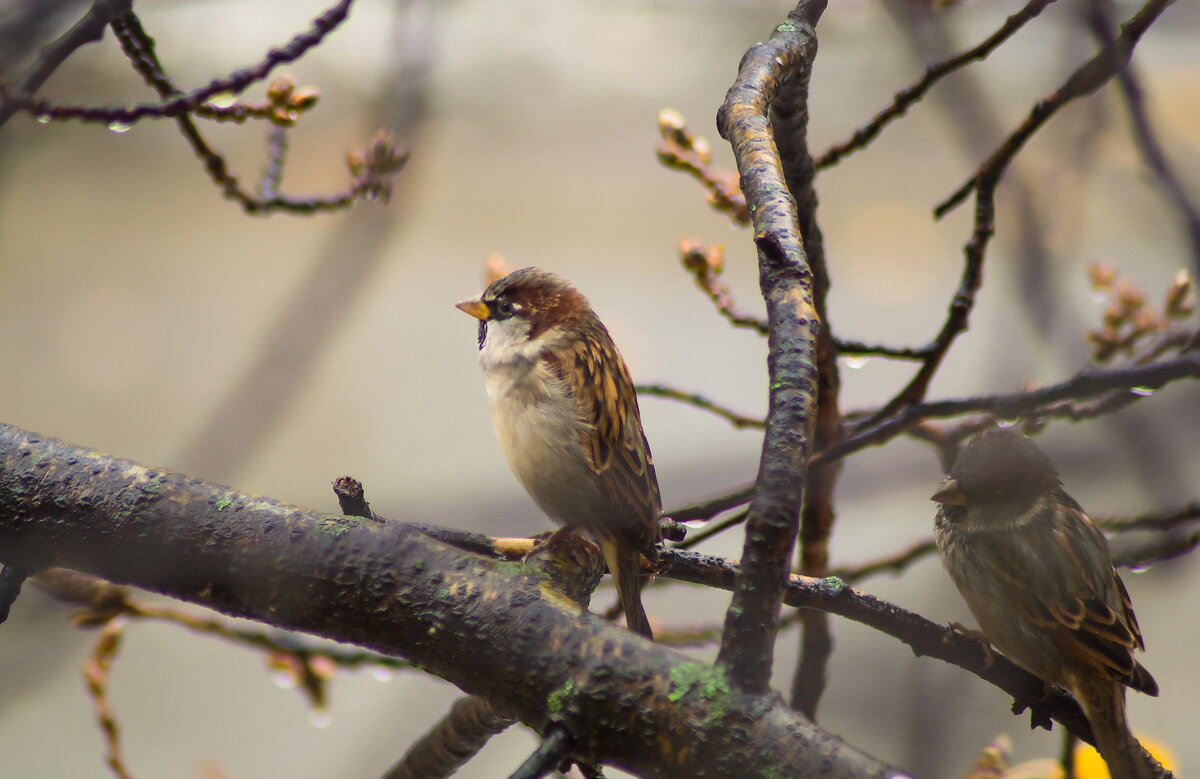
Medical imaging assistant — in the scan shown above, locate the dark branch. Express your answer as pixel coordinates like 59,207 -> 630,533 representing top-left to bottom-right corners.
935,0 -> 1175,218
0,0 -> 133,129
1101,502 -> 1200,533
0,0 -> 356,128
0,423 -> 898,779
0,563 -> 27,624
1086,0 -> 1200,279
713,0 -> 827,695
508,728 -> 571,779
635,383 -> 764,430
663,485 -> 754,524
382,695 -> 515,779
821,353 -> 1200,467
814,0 -> 1058,170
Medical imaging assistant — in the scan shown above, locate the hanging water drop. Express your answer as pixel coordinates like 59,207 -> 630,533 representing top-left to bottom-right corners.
36,114 -> 51,125
270,669 -> 298,690
1129,386 -> 1155,396
107,121 -> 132,134
309,709 -> 332,729
842,355 -> 869,370
369,666 -> 394,683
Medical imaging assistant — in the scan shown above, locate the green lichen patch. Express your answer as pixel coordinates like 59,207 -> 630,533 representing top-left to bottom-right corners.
547,678 -> 576,714
667,663 -> 731,728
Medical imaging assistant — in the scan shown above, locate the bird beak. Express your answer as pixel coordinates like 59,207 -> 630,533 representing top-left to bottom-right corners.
455,299 -> 489,321
931,478 -> 966,505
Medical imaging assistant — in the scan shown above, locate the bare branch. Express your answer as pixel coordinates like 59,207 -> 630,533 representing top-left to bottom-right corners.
814,0 -> 1058,169
635,383 -> 764,429
935,0 -> 1175,218
0,0 -> 133,129
1085,0 -> 1200,279
0,0 -> 356,128
713,0 -> 827,695
382,695 -> 515,779
821,352 -> 1200,467
0,423 -> 899,779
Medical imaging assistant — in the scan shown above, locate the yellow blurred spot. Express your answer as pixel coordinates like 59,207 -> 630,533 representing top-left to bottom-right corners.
1151,68 -> 1200,154
839,200 -> 952,305
1074,736 -> 1177,778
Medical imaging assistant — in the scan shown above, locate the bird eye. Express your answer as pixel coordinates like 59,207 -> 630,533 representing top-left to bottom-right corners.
492,298 -> 517,318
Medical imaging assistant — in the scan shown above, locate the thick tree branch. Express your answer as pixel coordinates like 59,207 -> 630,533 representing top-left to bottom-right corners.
0,424 -> 899,779
713,0 -> 827,695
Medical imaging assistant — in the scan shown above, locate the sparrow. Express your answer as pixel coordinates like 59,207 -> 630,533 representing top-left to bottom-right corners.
933,427 -> 1159,779
456,267 -> 660,638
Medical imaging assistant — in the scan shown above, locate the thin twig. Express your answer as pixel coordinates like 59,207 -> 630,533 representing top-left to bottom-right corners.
664,485 -> 755,524
83,620 -> 134,779
0,0 -> 356,128
672,510 -> 749,550
820,352 -> 1200,468
832,339 -> 931,360
814,0 -> 1058,169
935,0 -> 1175,218
109,12 -> 405,215
830,539 -> 938,585
636,383 -> 764,429
0,0 -> 133,128
678,240 -> 770,334
1100,502 -> 1200,533
1114,528 -> 1200,569
1086,0 -> 1200,279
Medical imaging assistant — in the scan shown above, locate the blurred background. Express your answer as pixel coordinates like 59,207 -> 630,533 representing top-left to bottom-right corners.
1,0 -> 1198,776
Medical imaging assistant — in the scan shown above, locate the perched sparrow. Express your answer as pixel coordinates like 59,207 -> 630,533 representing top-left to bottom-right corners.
456,268 -> 660,638
933,428 -> 1158,779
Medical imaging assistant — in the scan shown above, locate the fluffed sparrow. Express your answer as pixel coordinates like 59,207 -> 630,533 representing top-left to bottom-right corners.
933,427 -> 1158,779
457,267 -> 660,638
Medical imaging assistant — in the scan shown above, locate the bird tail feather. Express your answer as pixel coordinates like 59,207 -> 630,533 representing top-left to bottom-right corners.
598,535 -> 652,640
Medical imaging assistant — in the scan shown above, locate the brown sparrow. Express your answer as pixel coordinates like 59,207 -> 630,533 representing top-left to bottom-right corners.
456,268 -> 660,638
933,427 -> 1158,779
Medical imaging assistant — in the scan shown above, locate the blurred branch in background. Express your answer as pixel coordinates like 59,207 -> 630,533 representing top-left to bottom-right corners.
177,0 -> 433,482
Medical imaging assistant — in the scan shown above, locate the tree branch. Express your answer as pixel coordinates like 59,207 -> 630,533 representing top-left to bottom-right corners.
0,0 -> 356,128
713,0 -> 827,695
934,0 -> 1176,218
0,0 -> 133,129
814,0 -> 1058,170
0,423 -> 899,779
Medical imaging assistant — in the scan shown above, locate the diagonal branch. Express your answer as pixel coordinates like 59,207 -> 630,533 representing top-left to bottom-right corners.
0,0 -> 133,129
1085,0 -> 1200,279
814,0 -> 1058,170
0,0 -> 355,128
935,0 -> 1176,218
820,351 -> 1200,467
0,423 -> 899,779
713,0 -> 827,694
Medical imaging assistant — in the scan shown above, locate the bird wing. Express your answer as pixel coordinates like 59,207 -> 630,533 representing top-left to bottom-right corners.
549,322 -> 661,550
990,492 -> 1149,690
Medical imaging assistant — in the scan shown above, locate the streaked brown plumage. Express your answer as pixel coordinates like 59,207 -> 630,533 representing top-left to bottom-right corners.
457,268 -> 659,638
933,428 -> 1158,779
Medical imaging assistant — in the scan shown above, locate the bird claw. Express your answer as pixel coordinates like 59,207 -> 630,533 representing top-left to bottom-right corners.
946,621 -> 996,668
